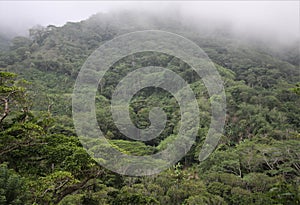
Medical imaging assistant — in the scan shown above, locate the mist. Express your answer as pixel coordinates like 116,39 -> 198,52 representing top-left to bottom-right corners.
0,1 -> 299,45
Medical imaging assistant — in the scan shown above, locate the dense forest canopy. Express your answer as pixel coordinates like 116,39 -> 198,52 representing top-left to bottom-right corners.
0,8 -> 299,205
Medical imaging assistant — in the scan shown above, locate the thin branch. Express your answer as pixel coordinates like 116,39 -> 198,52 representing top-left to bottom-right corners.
0,90 -> 20,124
0,98 -> 9,123
54,169 -> 103,204
0,141 -> 48,156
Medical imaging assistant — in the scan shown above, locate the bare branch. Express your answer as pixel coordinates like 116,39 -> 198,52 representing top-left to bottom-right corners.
0,98 -> 9,124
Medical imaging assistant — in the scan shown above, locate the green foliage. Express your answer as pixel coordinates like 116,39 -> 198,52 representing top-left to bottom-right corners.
110,140 -> 157,156
0,163 -> 28,205
112,184 -> 159,205
0,11 -> 298,205
291,83 -> 300,96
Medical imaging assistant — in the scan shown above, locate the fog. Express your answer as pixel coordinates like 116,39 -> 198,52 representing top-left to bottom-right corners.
0,1 -> 299,45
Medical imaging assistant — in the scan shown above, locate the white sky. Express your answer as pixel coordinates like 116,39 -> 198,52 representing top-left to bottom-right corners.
0,1 -> 299,42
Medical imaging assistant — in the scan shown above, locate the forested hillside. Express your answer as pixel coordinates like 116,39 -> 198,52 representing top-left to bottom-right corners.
0,11 -> 299,204
0,34 -> 10,51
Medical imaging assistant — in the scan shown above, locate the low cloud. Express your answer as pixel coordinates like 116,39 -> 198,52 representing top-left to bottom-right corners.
0,1 -> 298,45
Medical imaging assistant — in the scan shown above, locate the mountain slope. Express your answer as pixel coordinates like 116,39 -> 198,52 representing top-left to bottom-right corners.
0,11 -> 299,204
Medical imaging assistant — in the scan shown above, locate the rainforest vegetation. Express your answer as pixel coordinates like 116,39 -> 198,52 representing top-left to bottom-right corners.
0,11 -> 299,204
